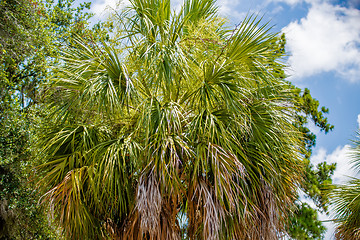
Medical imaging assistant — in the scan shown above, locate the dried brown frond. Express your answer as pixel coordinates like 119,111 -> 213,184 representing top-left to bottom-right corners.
136,173 -> 162,238
188,180 -> 225,240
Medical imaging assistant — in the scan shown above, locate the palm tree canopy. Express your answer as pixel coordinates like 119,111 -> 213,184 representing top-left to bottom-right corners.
36,0 -> 304,239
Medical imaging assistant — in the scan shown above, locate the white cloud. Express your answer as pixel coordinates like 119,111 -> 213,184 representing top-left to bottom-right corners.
319,210 -> 336,240
311,145 -> 355,184
91,0 -> 130,19
268,0 -> 303,6
357,114 -> 360,129
267,0 -> 322,7
216,0 -> 246,20
282,2 -> 360,81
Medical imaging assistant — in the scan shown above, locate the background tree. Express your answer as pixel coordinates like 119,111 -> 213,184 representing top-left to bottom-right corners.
36,0 -> 306,239
287,87 -> 336,240
0,0 -> 106,238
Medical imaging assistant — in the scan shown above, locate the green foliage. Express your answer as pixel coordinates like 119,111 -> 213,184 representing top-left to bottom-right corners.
0,0 -> 106,238
295,88 -> 334,157
288,202 -> 326,240
288,84 -> 335,240
290,89 -> 336,240
302,160 -> 336,212
0,0 -> 41,62
0,0 -> 106,109
0,91 -> 59,239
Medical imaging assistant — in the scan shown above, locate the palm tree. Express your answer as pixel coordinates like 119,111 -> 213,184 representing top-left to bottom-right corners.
331,134 -> 360,239
36,0 -> 304,239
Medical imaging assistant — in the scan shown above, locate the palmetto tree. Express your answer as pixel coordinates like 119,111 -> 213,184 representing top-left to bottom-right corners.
331,134 -> 360,240
36,0 -> 304,239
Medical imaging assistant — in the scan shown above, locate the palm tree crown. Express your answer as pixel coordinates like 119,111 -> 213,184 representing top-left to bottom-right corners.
36,0 -> 304,239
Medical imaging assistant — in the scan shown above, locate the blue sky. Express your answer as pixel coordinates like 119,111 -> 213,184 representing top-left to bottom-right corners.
90,0 -> 360,238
